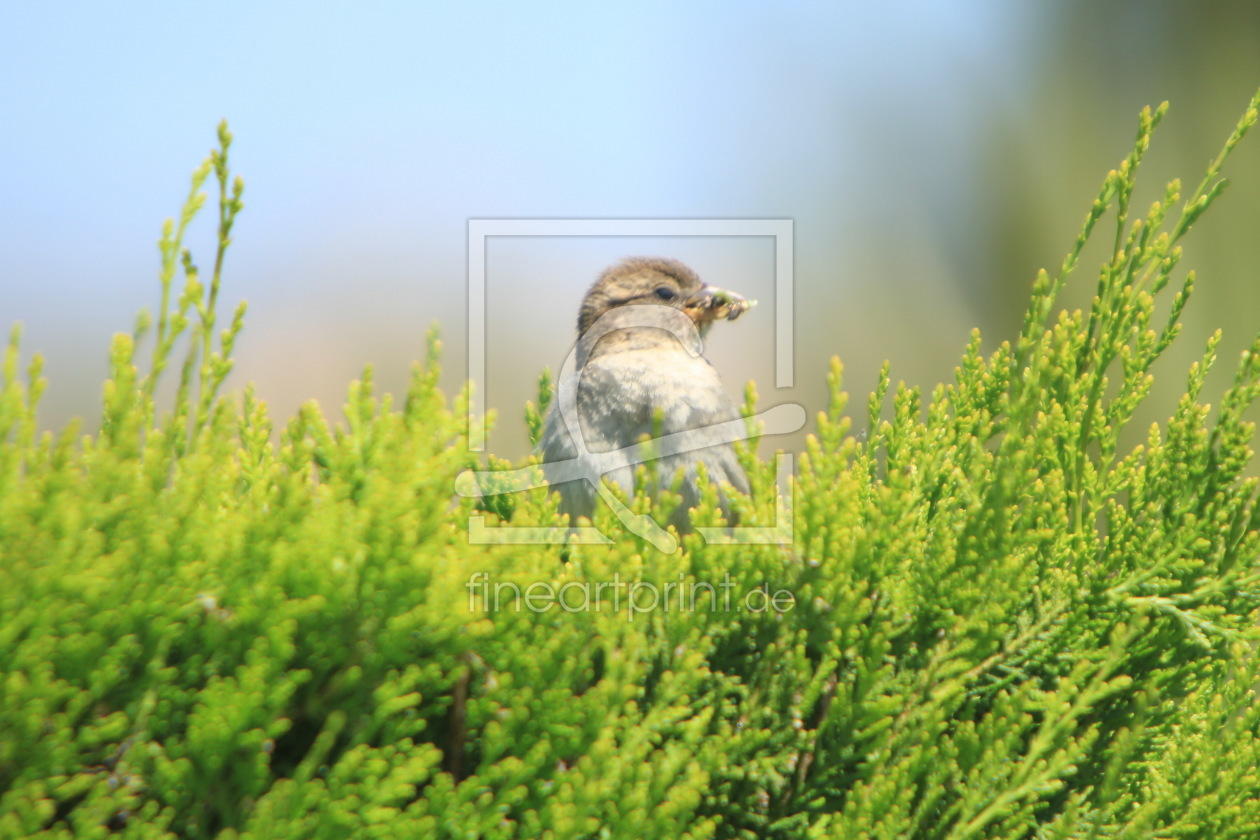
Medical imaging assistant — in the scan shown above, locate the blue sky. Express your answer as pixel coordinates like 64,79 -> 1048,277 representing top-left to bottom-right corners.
1,3 -> 1063,454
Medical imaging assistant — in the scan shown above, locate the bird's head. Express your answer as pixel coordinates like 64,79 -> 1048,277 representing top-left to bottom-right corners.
576,257 -> 754,338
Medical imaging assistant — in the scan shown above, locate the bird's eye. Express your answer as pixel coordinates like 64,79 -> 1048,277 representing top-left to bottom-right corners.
655,287 -> 677,301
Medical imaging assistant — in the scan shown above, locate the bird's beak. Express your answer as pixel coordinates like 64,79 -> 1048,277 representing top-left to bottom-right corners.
683,285 -> 756,325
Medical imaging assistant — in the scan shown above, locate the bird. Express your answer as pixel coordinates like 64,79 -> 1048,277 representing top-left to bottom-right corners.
538,256 -> 753,533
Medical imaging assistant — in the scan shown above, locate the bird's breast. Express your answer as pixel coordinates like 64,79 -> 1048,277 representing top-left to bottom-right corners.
573,348 -> 738,453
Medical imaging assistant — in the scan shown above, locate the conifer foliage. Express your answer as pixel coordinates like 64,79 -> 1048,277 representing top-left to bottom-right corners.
3,94 -> 1260,838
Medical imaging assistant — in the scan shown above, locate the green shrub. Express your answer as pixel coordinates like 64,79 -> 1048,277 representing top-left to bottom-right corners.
4,91 -> 1260,838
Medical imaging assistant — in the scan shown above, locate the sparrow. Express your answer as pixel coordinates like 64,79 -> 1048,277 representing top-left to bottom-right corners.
539,257 -> 753,533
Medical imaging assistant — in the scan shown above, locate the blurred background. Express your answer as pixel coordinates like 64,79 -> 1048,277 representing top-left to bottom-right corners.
2,1 -> 1259,460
